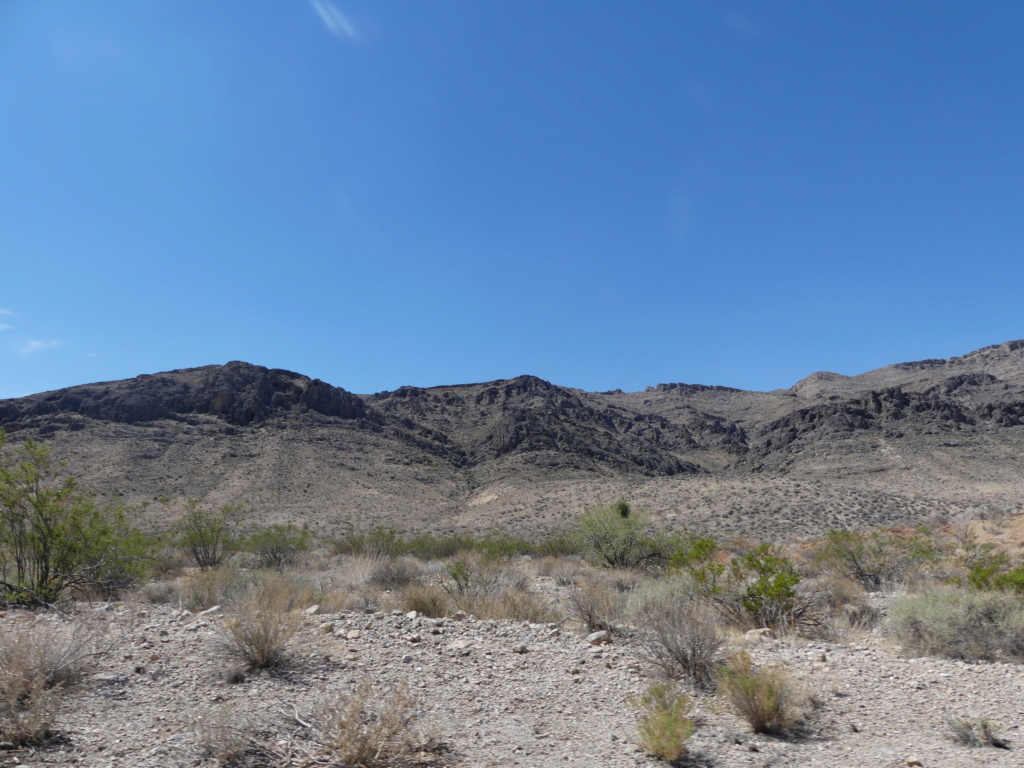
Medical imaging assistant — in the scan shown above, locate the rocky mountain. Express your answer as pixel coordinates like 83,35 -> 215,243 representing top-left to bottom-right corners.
2,341 -> 1023,540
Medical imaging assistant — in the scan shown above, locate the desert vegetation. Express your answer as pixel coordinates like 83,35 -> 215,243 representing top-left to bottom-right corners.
2,432 -> 1024,765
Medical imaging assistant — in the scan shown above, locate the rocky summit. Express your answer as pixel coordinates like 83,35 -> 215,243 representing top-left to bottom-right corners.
2,340 -> 1024,539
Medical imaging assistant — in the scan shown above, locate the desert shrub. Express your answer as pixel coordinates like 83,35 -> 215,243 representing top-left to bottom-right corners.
369,557 -> 422,589
717,652 -> 807,736
888,589 -> 1024,662
438,557 -> 555,621
964,549 -> 1024,595
816,529 -> 939,592
174,499 -> 241,570
533,532 -> 582,558
400,583 -> 450,618
945,716 -> 1010,749
219,577 -> 301,669
244,523 -> 311,570
473,588 -> 559,623
566,578 -> 620,632
0,433 -> 151,606
331,525 -> 405,558
630,682 -> 695,764
193,705 -> 254,765
180,567 -> 252,611
669,539 -> 823,632
640,598 -> 721,690
402,532 -> 474,560
0,619 -> 102,745
316,682 -> 428,767
571,500 -> 673,569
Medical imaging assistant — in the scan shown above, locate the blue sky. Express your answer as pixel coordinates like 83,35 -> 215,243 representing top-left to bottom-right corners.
2,1 -> 1023,398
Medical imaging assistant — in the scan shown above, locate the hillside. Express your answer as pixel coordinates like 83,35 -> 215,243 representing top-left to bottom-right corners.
2,340 -> 1024,539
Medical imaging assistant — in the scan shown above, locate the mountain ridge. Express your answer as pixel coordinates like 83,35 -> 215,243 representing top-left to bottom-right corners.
2,340 -> 1023,540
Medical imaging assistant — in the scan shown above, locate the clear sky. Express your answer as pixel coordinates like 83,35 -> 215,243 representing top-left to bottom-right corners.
2,1 -> 1023,398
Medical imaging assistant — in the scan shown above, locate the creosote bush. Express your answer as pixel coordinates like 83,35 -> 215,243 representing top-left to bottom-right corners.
0,431 -> 150,606
717,652 -> 807,736
630,682 -> 695,764
571,500 -> 672,569
174,498 -> 241,570
244,523 -> 311,570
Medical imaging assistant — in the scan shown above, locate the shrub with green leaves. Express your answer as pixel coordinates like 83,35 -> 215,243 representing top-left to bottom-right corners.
244,523 -> 311,570
0,431 -> 151,605
630,682 -> 695,763
816,529 -> 938,591
888,589 -> 1024,662
571,500 -> 672,569
174,498 -> 241,570
717,652 -> 807,736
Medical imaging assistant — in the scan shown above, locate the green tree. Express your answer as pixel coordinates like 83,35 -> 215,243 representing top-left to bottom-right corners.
0,430 -> 149,605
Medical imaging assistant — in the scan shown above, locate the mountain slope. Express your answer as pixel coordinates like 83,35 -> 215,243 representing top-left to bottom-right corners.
2,342 -> 1023,539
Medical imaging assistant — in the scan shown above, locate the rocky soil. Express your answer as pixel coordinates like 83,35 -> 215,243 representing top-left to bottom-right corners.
7,592 -> 1023,768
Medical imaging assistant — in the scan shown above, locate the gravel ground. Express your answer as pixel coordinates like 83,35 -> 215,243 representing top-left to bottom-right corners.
3,601 -> 1024,768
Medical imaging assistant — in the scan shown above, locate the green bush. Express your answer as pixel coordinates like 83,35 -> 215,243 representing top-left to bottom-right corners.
630,682 -> 695,763
0,432 -> 151,605
571,500 -> 672,569
888,589 -> 1024,662
666,538 -> 817,631
717,652 -> 807,736
244,523 -> 311,570
734,544 -> 803,628
816,529 -> 938,591
174,499 -> 241,570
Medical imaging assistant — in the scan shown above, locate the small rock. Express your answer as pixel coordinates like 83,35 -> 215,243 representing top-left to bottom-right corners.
305,605 -> 321,616
512,644 -> 529,654
586,630 -> 611,645
452,611 -> 467,621
318,622 -> 334,635
346,629 -> 362,640
906,757 -> 923,767
197,605 -> 222,619
401,654 -> 413,663
405,610 -> 418,619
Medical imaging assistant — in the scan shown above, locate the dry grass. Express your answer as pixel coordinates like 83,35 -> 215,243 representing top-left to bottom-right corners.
179,568 -> 252,611
316,682 -> 430,767
219,578 -> 301,669
717,652 -> 807,736
566,578 -> 619,632
0,618 -> 104,745
193,705 -> 250,765
400,583 -> 450,618
945,716 -> 1011,749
